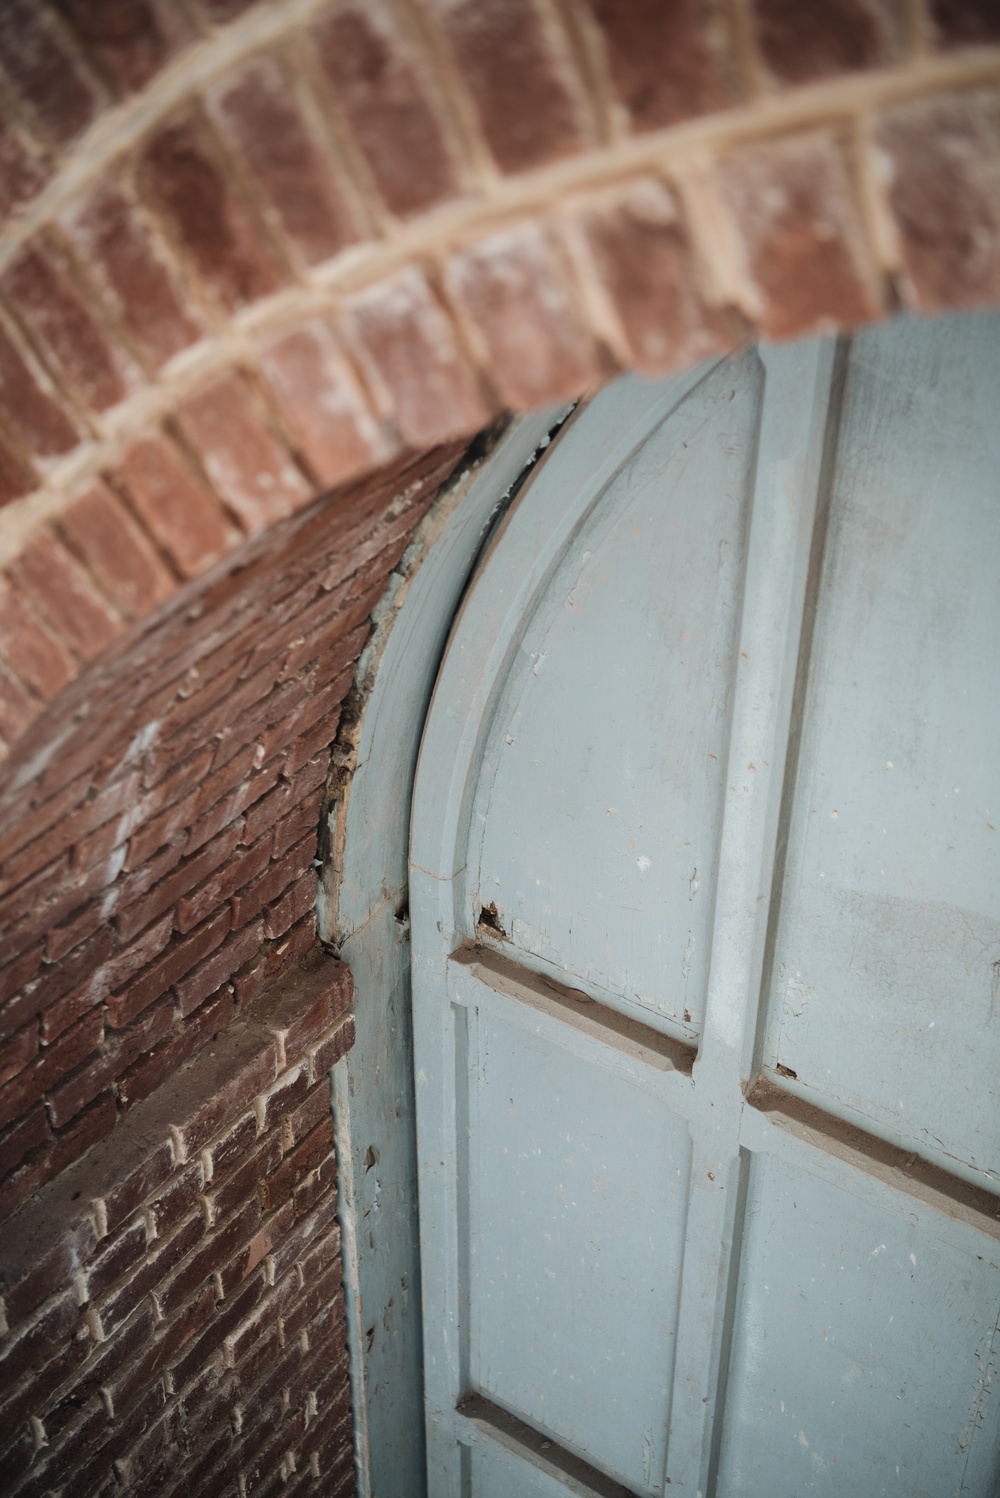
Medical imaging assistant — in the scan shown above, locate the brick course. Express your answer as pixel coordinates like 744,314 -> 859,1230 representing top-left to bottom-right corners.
0,953 -> 355,1498
0,440 -> 460,1219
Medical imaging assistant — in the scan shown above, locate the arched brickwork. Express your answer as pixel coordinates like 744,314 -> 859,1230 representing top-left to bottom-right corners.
0,0 -> 998,756
1,3 -> 1000,1495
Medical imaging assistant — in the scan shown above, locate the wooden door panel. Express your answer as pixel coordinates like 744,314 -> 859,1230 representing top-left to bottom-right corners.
716,1152 -> 1000,1495
764,315 -> 1000,1181
462,992 -> 690,1493
474,349 -> 762,1040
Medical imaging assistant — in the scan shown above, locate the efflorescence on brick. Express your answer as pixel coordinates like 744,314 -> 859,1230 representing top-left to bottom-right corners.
0,948 -> 355,1498
0,2 -> 998,1495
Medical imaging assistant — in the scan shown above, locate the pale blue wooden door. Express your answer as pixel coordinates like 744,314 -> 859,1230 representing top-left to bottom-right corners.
410,314 -> 1000,1497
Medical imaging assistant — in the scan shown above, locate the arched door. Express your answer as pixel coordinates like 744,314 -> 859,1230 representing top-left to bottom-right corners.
410,315 -> 1000,1497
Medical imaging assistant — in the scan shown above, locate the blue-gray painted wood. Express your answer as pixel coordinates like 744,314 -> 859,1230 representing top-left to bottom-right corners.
410,314 -> 1000,1497
327,411 -> 563,1498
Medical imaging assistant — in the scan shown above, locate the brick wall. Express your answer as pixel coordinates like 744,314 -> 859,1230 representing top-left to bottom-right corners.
0,440 -> 463,1496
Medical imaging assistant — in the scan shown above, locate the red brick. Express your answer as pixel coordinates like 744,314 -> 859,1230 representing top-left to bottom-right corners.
294,1149 -> 337,1217
264,871 -> 317,943
0,575 -> 74,700
877,90 -> 1000,313
344,267 -> 491,446
34,923 -> 137,1044
161,1192 -> 261,1316
579,177 -> 740,373
0,660 -> 41,745
171,1268 -> 268,1388
234,919 -> 317,1008
231,838 -> 312,932
95,1139 -> 174,1235
5,770 -> 141,898
267,1191 -> 338,1283
718,130 -> 883,338
77,1299 -> 155,1403
0,1007 -> 103,1131
7,524 -> 123,664
169,1042 -> 277,1164
109,908 -> 230,1027
0,1101 -> 50,1181
0,434 -> 32,508
218,1267 -> 296,1369
60,180 -> 202,368
445,222 -> 601,408
178,373 -> 312,533
264,951 -> 350,1068
116,819 -> 242,943
128,747 -> 216,848
0,1287 -> 81,1389
271,790 -> 325,863
204,1111 -> 257,1181
440,0 -> 590,172
212,1132 -> 284,1229
177,837 -> 271,934
118,983 -> 234,1109
261,1117 -> 334,1212
0,1021 -> 37,1086
255,1064 -> 309,1136
211,678 -> 311,775
259,319 -> 389,490
99,1209 -> 203,1335
308,1013 -> 356,1082
59,480 -> 177,622
0,315 -> 80,462
46,899 -> 107,965
0,1423 -> 36,1489
279,1259 -> 341,1344
2,240 -> 136,413
0,0 -> 103,144
48,997 -> 173,1128
0,852 -> 73,948
39,916 -> 169,1048
115,433 -> 240,579
312,0 -> 462,218
0,940 -> 44,1008
174,920 -> 264,1016
930,0 -> 1000,47
147,1160 -> 204,1238
582,0 -> 733,130
82,1216 -> 147,1305
139,113 -> 282,313
286,1080 -> 333,1155
750,0 -> 898,84
53,0 -> 192,93
107,1282 -> 217,1402
209,53 -> 363,268
0,115 -> 48,217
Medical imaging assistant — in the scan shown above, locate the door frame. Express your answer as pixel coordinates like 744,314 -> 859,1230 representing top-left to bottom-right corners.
326,407 -> 569,1498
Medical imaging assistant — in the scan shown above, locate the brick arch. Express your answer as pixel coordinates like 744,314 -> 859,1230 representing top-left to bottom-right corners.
0,0 -> 999,760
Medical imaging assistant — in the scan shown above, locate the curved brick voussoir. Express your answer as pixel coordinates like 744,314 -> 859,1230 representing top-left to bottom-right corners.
0,0 -> 995,740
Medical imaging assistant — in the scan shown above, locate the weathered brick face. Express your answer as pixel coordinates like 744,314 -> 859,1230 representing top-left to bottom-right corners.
0,442 -> 461,1222
0,441 -> 461,1496
0,951 -> 357,1498
0,3 -> 998,1495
